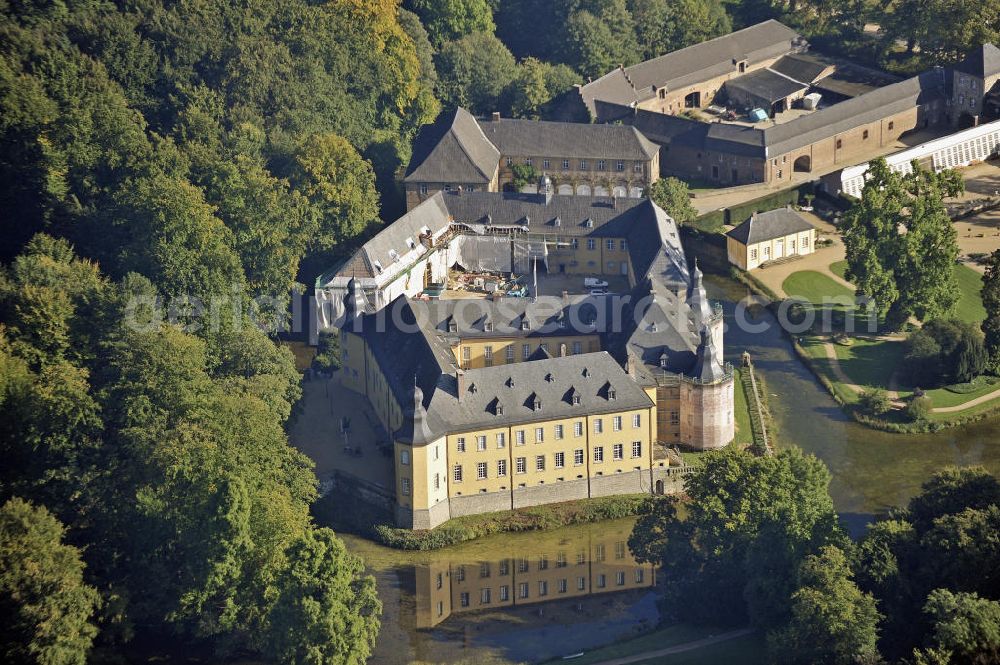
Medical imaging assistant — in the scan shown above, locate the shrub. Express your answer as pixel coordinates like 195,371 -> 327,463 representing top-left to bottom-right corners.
907,396 -> 933,422
313,331 -> 341,372
905,319 -> 988,387
858,388 -> 892,416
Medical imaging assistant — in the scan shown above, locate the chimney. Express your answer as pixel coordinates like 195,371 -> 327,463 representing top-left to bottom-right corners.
612,194 -> 618,210
456,185 -> 463,196
456,368 -> 466,401
491,111 -> 501,122
627,354 -> 637,377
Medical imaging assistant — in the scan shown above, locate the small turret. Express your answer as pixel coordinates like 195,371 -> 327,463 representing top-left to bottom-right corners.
397,380 -> 435,444
687,259 -> 713,329
538,174 -> 553,205
692,325 -> 726,383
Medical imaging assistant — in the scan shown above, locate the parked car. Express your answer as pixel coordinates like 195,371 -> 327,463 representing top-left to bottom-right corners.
589,288 -> 609,296
584,277 -> 608,288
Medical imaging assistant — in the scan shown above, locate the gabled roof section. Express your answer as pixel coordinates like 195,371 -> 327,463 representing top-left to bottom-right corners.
404,107 -> 500,184
954,44 -> 1000,79
623,20 -> 800,94
727,207 -> 815,245
477,116 -> 659,160
763,69 -> 947,156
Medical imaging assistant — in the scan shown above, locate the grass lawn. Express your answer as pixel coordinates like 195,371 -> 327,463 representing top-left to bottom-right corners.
733,368 -> 755,446
543,624 -> 765,665
830,337 -> 905,391
823,261 -> 984,324
782,270 -> 855,304
797,336 -> 859,405
953,263 -> 987,323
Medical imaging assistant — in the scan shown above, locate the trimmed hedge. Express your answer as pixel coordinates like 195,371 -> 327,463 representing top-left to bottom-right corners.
373,495 -> 658,551
692,183 -> 814,233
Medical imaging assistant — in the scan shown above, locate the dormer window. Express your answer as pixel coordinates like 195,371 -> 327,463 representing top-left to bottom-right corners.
373,261 -> 383,273
496,403 -> 504,416
469,383 -> 477,394
388,249 -> 399,261
582,368 -> 591,378
448,321 -> 457,333
573,394 -> 581,406
660,353 -> 669,368
553,217 -> 561,227
545,373 -> 554,382
584,218 -> 594,228
533,398 -> 542,411
608,388 -> 617,400
521,320 -> 530,331
421,225 -> 431,235
484,320 -> 493,332
506,377 -> 515,388
406,238 -> 416,250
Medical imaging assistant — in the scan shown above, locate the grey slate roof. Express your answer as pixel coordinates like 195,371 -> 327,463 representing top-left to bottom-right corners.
429,352 -> 654,434
954,44 -> 1000,79
768,53 -> 831,84
410,297 -> 601,340
477,116 -> 659,160
404,107 -> 499,184
724,68 -> 808,104
603,279 -> 700,376
762,69 -> 947,156
726,207 -> 815,245
577,21 -> 801,115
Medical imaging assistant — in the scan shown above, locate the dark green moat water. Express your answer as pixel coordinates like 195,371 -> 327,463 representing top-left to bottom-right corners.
346,275 -> 1000,663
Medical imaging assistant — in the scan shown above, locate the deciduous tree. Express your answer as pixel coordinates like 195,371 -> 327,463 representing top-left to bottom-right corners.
0,498 -> 100,665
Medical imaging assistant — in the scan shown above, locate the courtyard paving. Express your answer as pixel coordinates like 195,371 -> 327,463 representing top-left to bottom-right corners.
288,372 -> 394,490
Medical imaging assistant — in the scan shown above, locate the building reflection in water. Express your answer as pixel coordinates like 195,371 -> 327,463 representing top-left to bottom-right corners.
411,522 -> 655,629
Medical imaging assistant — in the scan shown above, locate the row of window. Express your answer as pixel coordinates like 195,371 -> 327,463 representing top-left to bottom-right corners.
453,442 -> 644,481
505,157 -> 643,173
747,235 -> 810,261
450,544 -> 629,584
451,570 -> 644,611
465,340 -> 593,366
454,415 -> 643,452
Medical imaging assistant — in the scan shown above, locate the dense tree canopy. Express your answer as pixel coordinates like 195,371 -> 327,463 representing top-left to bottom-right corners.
983,250 -> 1000,367
648,177 -> 698,225
629,448 -> 845,627
842,159 -> 962,327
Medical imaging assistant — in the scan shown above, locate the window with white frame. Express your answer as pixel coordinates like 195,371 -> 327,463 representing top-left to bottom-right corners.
613,443 -> 623,460
401,477 -> 411,495
594,418 -> 603,434
400,450 -> 410,465
477,435 -> 486,451
633,413 -> 641,428
574,421 -> 583,437
632,441 -> 642,458
535,455 -> 545,471
516,457 -> 526,474
616,160 -> 624,171
454,465 -> 463,482
554,452 -> 565,468
587,238 -> 596,250
477,462 -> 487,480
594,446 -> 604,462
613,416 -> 622,431
516,430 -> 525,445
535,427 -> 544,443
554,424 -> 564,439
497,432 -> 506,448
456,437 -> 466,452
574,449 -> 584,465
497,459 -> 507,477
506,346 -> 514,362
606,239 -> 615,250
